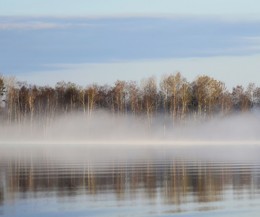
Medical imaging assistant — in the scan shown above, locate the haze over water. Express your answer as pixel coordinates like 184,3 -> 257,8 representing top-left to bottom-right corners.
0,106 -> 259,217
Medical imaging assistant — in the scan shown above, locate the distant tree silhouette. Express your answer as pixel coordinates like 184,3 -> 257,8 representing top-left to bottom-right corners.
0,72 -> 259,128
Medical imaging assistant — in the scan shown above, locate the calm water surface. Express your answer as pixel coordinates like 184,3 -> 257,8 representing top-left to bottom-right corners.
0,144 -> 260,217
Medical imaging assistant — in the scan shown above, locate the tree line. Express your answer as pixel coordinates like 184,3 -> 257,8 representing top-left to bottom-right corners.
0,72 -> 259,127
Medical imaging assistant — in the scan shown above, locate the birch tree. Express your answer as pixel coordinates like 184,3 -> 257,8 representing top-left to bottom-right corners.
141,77 -> 157,127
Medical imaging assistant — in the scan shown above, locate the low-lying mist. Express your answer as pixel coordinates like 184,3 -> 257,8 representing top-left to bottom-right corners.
1,111 -> 260,164
1,110 -> 260,145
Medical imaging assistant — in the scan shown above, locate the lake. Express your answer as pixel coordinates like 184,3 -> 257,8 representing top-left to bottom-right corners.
0,143 -> 260,217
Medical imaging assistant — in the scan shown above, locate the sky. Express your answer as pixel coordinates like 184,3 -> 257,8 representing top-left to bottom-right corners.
1,0 -> 260,88
2,0 -> 260,17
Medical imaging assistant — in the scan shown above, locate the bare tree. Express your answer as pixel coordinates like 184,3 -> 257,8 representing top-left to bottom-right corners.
127,81 -> 140,116
193,75 -> 225,118
86,84 -> 98,117
141,77 -> 157,127
232,85 -> 250,112
0,76 -> 6,111
112,80 -> 127,115
160,72 -> 191,123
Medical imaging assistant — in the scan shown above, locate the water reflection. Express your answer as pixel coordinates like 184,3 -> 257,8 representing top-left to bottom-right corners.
0,179 -> 3,206
0,146 -> 260,216
1,160 -> 260,202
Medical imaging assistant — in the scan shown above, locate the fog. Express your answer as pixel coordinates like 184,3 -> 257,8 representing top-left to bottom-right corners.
1,111 -> 260,163
1,110 -> 260,145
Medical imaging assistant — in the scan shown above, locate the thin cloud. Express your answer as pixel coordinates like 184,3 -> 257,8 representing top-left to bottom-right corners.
0,20 -> 95,30
15,54 -> 260,89
1,16 -> 260,74
0,22 -> 61,30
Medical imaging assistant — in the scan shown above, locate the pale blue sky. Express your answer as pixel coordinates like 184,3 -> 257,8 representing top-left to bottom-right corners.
1,1 -> 260,88
1,0 -> 260,17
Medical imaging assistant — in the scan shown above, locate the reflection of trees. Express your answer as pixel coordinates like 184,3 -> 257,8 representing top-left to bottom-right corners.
0,178 -> 3,205
1,159 -> 260,205
143,162 -> 157,200
163,161 -> 189,205
114,168 -> 126,200
189,163 -> 224,203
